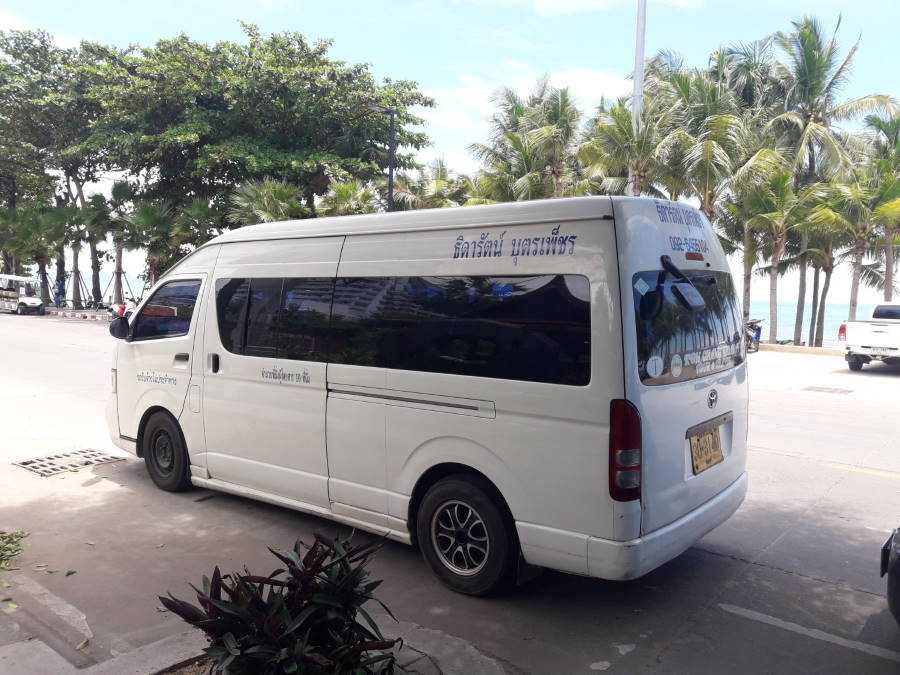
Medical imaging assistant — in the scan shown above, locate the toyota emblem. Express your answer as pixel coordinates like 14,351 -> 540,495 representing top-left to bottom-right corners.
707,389 -> 718,409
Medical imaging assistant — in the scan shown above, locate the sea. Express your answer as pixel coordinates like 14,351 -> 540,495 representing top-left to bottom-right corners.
747,300 -> 876,348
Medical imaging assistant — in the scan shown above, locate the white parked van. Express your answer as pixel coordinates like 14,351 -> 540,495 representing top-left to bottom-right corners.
107,197 -> 748,594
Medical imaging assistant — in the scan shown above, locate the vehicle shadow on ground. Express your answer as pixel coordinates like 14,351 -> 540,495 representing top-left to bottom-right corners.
1,458 -> 898,674
828,361 -> 900,378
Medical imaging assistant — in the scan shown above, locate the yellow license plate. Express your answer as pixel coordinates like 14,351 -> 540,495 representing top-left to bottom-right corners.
689,428 -> 724,475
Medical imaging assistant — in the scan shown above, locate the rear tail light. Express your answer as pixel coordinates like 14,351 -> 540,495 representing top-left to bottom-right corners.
609,399 -> 642,502
838,324 -> 846,341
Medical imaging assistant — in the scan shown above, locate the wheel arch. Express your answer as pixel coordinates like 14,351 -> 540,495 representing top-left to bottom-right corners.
407,462 -> 518,550
136,406 -> 184,458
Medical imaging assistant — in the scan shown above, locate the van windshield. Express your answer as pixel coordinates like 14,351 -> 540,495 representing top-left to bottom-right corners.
632,269 -> 744,385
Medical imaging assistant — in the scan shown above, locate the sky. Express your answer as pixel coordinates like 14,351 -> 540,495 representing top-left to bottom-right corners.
1,0 -> 898,312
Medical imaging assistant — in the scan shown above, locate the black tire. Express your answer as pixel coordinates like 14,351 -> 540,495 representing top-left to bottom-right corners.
142,412 -> 192,492
16,304 -> 25,315
416,474 -> 517,596
848,357 -> 863,372
37,304 -> 45,316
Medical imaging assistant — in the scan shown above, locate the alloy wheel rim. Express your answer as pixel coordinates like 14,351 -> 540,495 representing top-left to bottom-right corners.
430,500 -> 490,576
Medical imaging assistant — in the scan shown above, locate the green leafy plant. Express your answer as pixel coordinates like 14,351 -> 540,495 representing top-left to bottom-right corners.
159,534 -> 398,674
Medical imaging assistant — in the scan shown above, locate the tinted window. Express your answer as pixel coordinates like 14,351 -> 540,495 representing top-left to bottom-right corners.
277,278 -> 335,361
330,275 -> 591,386
216,278 -> 249,352
632,270 -> 743,385
873,305 -> 900,320
132,280 -> 201,340
243,278 -> 282,358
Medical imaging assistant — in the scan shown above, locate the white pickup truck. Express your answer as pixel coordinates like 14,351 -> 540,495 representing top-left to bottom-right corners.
839,304 -> 900,371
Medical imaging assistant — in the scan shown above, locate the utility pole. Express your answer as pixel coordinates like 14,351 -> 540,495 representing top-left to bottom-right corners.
630,0 -> 647,196
387,109 -> 396,212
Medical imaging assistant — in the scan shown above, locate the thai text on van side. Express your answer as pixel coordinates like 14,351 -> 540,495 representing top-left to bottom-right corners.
261,367 -> 310,384
453,225 -> 577,265
136,371 -> 177,386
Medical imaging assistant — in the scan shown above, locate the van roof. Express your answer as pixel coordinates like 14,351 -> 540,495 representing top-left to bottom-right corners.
207,196 -> 626,246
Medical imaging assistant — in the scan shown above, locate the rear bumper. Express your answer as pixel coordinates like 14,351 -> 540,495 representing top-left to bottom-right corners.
587,472 -> 748,580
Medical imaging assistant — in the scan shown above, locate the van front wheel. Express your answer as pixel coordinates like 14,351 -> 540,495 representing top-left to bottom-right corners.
416,475 -> 516,596
142,412 -> 192,492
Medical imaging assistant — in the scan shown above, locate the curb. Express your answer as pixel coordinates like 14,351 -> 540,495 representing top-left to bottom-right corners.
45,310 -> 110,321
0,622 -> 511,675
758,343 -> 843,357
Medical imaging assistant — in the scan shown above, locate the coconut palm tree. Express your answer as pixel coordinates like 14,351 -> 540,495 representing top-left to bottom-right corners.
14,207 -> 67,304
579,98 -> 671,196
469,131 -> 555,203
521,87 -> 582,198
746,168 -> 824,342
389,160 -> 473,210
770,16 -> 896,342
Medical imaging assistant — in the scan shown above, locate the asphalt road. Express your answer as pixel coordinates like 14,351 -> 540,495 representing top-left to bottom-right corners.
1,313 -> 899,674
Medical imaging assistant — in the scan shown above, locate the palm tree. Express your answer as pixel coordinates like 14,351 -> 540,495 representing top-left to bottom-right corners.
320,181 -> 377,216
579,98 -> 671,196
746,168 -> 824,342
389,160 -> 473,210
227,179 -> 307,226
107,181 -> 134,305
521,87 -> 582,197
14,207 -> 67,304
84,194 -> 111,306
771,16 -> 896,343
127,203 -> 188,286
469,131 -> 555,203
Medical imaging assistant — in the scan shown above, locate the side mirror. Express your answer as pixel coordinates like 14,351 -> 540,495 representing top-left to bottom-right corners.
109,316 -> 130,340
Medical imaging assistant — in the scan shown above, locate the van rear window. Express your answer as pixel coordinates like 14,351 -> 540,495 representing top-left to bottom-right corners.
632,270 -> 743,385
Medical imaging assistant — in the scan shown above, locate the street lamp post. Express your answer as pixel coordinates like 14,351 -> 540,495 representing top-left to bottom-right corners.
367,104 -> 398,212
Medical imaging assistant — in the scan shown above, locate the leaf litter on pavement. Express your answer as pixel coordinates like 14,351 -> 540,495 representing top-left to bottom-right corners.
0,531 -> 28,571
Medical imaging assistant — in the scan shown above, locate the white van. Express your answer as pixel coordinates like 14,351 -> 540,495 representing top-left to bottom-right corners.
107,197 -> 748,594
0,274 -> 45,314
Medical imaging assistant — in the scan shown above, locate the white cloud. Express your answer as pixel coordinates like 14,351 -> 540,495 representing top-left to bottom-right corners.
0,9 -> 80,48
449,0 -> 702,17
414,61 -> 630,173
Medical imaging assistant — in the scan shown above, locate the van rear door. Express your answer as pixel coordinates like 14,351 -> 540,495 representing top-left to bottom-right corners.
613,198 -> 749,535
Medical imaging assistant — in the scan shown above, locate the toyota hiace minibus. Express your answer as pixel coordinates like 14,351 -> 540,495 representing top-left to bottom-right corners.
107,196 -> 748,594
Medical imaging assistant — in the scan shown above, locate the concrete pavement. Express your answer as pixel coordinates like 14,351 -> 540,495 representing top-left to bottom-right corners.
1,313 -> 899,674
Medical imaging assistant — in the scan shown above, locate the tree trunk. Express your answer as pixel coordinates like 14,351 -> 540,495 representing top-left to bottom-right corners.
808,266 -> 820,347
769,263 -> 779,344
89,239 -> 102,305
37,260 -> 50,305
884,229 -> 895,302
631,173 -> 643,197
113,242 -> 124,305
814,264 -> 833,347
793,230 -> 808,345
55,246 -> 67,306
553,163 -> 565,198
848,237 -> 865,320
742,221 -> 753,324
71,244 -> 83,310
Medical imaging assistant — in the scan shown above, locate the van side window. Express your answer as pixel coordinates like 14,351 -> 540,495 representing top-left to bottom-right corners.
330,275 -> 591,385
216,278 -> 250,352
131,280 -> 201,341
243,279 -> 283,358
277,278 -> 335,362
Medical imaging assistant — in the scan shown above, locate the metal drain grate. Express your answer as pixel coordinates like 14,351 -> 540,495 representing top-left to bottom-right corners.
14,449 -> 125,477
802,386 -> 852,395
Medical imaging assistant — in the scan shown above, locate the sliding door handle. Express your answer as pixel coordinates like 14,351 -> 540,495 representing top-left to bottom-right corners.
174,353 -> 190,362
210,353 -> 220,373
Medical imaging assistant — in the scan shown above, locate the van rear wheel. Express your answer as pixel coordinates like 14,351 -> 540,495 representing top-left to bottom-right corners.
848,357 -> 864,372
416,475 -> 516,596
142,412 -> 192,492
